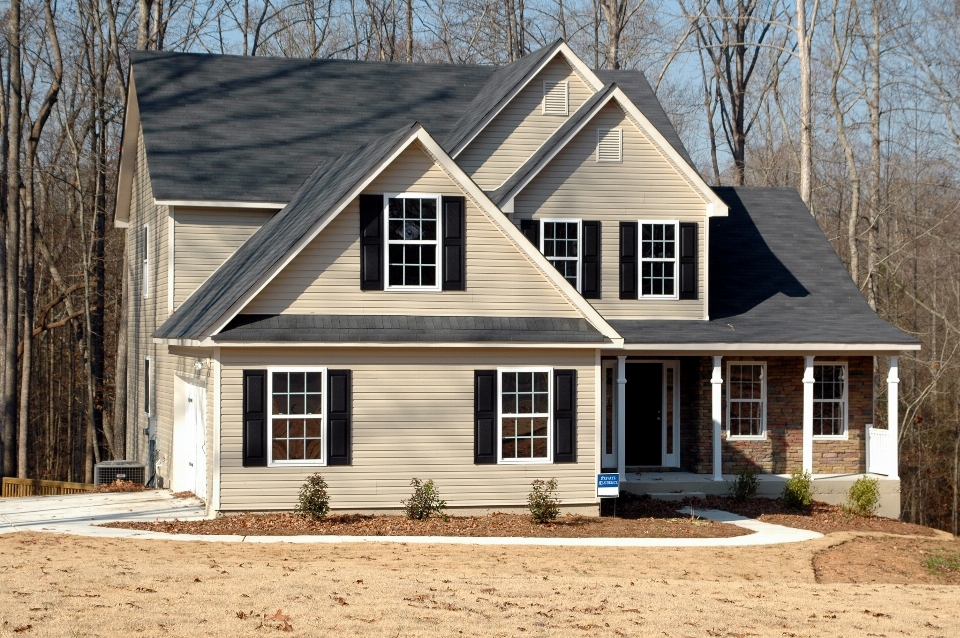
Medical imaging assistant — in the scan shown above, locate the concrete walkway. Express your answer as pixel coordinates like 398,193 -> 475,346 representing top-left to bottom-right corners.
0,490 -> 822,547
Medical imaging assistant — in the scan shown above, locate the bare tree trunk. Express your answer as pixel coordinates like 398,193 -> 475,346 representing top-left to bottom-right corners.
3,0 -> 22,478
406,0 -> 413,61
796,0 -> 819,206
829,0 -> 859,281
864,0 -> 881,310
138,0 -> 153,49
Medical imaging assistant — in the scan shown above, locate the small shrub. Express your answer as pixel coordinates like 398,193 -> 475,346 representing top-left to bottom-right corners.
781,470 -> 813,510
844,476 -> 880,516
295,473 -> 330,520
528,478 -> 561,523
728,468 -> 759,501
402,478 -> 446,520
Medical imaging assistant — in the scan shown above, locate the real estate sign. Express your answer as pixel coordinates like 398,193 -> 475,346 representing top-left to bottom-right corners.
597,473 -> 619,498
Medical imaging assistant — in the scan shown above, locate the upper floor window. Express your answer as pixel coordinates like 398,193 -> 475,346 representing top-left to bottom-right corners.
597,128 -> 623,163
542,80 -> 569,116
727,362 -> 766,439
640,221 -> 678,298
269,368 -> 326,465
814,363 -> 847,438
385,194 -> 441,291
540,220 -> 580,291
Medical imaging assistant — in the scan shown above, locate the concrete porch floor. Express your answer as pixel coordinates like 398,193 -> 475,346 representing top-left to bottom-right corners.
622,471 -> 901,519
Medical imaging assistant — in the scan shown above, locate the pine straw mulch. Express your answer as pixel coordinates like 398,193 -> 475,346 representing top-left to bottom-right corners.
103,495 -> 748,539
93,480 -> 148,493
671,494 -> 939,536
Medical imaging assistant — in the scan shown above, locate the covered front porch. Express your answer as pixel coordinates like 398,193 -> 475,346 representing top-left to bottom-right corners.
599,353 -> 903,487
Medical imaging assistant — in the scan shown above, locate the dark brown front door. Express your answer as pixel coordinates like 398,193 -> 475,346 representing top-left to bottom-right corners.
625,363 -> 662,466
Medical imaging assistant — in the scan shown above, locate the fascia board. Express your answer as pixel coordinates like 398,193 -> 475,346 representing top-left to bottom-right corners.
451,43 -> 605,159
154,200 -> 288,209
114,73 -> 139,228
199,126 -> 425,340
414,130 -> 622,345
610,88 -> 728,217
192,339 -> 611,349
615,342 -> 921,353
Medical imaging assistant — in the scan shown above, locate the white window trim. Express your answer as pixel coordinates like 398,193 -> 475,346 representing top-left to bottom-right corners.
726,361 -> 767,441
596,128 -> 623,163
142,223 -> 150,299
540,218 -> 582,293
383,192 -> 443,292
813,362 -> 849,440
638,220 -> 680,300
143,355 -> 152,416
497,366 -> 554,465
267,366 -> 328,467
542,80 -> 569,116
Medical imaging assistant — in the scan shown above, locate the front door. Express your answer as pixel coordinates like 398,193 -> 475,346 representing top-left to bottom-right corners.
625,363 -> 662,466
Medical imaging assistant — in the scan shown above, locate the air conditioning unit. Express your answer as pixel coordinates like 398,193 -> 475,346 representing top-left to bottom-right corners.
94,461 -> 146,487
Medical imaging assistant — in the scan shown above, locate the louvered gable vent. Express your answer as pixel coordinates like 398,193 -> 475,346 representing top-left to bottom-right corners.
542,80 -> 569,115
597,128 -> 622,162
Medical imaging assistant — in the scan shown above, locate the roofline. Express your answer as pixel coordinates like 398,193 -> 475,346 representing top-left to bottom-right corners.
156,338 -> 608,349
497,87 -> 728,217
615,342 -> 921,353
449,42 -> 605,159
153,199 -> 288,209
197,125 -> 623,345
114,72 -> 140,228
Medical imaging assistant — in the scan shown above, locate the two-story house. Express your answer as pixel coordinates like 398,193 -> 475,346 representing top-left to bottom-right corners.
114,40 -> 918,517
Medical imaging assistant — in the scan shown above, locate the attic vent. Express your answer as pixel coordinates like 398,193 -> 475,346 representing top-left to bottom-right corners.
542,81 -> 569,116
597,128 -> 623,163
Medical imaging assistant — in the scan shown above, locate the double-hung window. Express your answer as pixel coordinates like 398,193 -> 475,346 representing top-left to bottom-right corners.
269,368 -> 326,465
727,362 -> 766,439
498,368 -> 552,463
540,220 -> 580,291
813,363 -> 847,438
385,194 -> 441,290
640,221 -> 678,298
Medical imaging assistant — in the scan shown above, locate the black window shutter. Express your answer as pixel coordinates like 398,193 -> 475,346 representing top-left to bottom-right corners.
581,221 -> 601,299
554,369 -> 577,463
442,196 -> 466,291
242,370 -> 267,467
679,222 -> 698,300
619,221 -> 638,299
474,370 -> 497,464
520,219 -> 540,247
359,194 -> 384,290
327,370 -> 352,465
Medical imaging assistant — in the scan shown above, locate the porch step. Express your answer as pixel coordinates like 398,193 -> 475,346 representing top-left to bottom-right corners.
646,491 -> 706,502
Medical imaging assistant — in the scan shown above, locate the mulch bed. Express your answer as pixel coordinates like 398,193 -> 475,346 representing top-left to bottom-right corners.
669,494 -> 938,536
103,495 -> 748,538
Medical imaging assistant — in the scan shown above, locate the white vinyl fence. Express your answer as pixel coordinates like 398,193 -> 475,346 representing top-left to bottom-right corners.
865,423 -> 897,477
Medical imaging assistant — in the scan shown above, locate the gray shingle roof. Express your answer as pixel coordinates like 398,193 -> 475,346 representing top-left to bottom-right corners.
130,45 -> 692,203
215,315 -> 609,343
490,84 -> 617,205
611,187 -> 918,346
154,124 -> 417,340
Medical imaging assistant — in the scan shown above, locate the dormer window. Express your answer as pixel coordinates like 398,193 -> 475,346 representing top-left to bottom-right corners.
542,81 -> 569,116
385,194 -> 441,291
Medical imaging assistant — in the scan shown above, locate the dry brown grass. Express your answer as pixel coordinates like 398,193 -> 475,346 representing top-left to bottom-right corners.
1,531 -> 958,637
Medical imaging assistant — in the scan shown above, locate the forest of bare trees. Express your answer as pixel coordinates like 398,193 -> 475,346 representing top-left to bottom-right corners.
0,0 -> 958,533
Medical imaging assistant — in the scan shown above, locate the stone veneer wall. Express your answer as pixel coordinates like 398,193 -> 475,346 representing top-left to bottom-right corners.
676,355 -> 873,475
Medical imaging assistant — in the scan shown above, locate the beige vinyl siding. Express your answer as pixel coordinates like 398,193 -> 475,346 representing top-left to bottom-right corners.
457,56 -> 595,191
514,102 -> 708,319
173,208 -> 275,308
244,143 -> 580,318
218,347 -> 596,511
125,127 -> 177,486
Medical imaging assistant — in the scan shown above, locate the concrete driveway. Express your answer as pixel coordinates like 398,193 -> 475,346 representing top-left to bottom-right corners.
0,490 -> 207,536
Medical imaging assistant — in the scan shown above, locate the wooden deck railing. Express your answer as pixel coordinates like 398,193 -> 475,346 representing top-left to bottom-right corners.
1,477 -> 95,498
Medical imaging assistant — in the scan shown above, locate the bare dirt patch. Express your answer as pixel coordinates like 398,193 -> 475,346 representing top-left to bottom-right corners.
814,535 -> 960,585
104,508 -> 747,538
1,532 -> 958,637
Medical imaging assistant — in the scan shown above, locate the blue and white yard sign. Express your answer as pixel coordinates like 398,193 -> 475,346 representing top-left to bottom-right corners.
597,473 -> 620,498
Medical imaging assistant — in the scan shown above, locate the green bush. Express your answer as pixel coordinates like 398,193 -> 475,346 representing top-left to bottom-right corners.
845,476 -> 880,516
781,470 -> 813,510
295,473 -> 330,520
728,468 -> 760,501
527,478 -> 561,523
402,478 -> 447,520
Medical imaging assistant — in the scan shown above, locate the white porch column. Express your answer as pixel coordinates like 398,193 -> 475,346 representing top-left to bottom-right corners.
617,356 -> 627,479
802,356 -> 815,474
711,356 -> 723,481
887,356 -> 900,480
